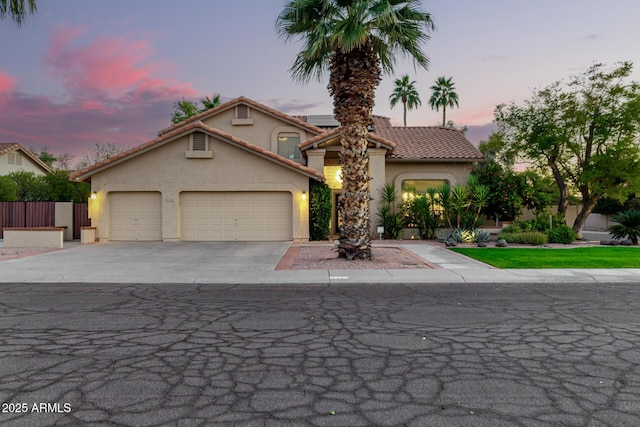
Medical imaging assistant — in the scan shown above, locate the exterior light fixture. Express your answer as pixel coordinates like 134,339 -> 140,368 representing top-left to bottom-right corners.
91,192 -> 97,200
301,191 -> 307,200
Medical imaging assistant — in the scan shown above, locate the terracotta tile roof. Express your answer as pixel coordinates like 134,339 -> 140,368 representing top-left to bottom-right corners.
70,122 -> 324,181
0,142 -> 20,154
158,96 -> 325,137
297,114 -> 482,161
0,142 -> 53,173
299,128 -> 396,152
375,126 -> 483,161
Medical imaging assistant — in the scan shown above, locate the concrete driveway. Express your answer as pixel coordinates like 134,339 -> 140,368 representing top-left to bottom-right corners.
0,241 -> 291,284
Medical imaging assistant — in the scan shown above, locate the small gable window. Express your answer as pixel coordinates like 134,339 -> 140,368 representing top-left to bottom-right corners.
185,132 -> 213,158
232,104 -> 254,126
8,152 -> 22,165
278,133 -> 301,160
192,132 -> 206,151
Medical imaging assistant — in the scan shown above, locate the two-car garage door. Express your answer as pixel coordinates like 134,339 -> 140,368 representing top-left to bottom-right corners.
109,191 -> 293,241
181,192 -> 292,241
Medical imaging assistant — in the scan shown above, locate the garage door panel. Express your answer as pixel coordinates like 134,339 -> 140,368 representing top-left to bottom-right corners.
180,192 -> 292,241
110,192 -> 162,241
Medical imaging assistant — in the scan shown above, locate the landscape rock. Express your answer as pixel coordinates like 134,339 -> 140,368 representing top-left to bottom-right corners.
496,239 -> 508,248
477,242 -> 488,248
445,237 -> 458,247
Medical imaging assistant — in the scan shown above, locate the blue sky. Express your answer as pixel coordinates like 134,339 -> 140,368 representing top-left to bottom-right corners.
1,0 -> 639,159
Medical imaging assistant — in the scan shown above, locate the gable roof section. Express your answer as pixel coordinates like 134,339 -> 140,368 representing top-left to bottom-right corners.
158,96 -> 325,137
0,143 -> 53,173
298,128 -> 396,152
375,126 -> 483,161
70,122 -> 324,182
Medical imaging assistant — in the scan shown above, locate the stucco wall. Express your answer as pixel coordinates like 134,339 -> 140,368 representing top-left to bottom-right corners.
90,133 -> 310,242
201,107 -> 310,154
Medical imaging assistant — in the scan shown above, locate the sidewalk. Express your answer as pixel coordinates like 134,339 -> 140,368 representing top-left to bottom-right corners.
1,239 -> 639,284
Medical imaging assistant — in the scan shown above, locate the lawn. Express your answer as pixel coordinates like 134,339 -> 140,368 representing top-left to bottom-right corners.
451,246 -> 640,268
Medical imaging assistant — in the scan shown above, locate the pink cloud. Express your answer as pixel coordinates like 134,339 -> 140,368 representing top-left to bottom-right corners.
0,25 -> 199,160
45,24 -> 194,97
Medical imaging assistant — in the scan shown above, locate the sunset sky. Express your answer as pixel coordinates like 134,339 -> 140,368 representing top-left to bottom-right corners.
1,0 -> 639,161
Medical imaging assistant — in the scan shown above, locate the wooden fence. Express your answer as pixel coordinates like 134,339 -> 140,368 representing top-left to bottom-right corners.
0,202 -> 90,239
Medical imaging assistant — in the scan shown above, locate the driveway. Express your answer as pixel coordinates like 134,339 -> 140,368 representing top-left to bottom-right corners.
0,241 -> 291,284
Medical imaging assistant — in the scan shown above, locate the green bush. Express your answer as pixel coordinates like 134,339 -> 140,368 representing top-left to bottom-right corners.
547,225 -> 577,244
609,210 -> 640,245
377,183 -> 404,239
309,180 -> 332,241
497,231 -> 549,245
501,224 -> 521,233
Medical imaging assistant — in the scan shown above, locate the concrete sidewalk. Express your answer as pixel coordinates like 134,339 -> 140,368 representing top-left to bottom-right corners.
1,240 -> 639,284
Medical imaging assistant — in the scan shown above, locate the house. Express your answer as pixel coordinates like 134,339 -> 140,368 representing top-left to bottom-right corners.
0,143 -> 52,176
70,96 -> 483,242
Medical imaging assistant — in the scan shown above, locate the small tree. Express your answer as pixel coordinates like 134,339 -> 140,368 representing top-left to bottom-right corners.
75,143 -> 128,169
609,210 -> 640,245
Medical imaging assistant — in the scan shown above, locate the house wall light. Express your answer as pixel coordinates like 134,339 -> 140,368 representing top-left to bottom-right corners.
91,192 -> 97,200
301,191 -> 307,201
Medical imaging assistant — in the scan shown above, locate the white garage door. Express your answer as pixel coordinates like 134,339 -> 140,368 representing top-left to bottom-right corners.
180,192 -> 293,241
110,192 -> 162,241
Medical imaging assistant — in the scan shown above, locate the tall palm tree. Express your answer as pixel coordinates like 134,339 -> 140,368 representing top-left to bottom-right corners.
429,76 -> 459,126
389,75 -> 421,127
277,0 -> 434,260
0,0 -> 36,27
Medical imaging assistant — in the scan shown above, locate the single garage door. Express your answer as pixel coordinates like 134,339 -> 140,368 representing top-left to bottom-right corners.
110,192 -> 162,241
180,192 -> 292,241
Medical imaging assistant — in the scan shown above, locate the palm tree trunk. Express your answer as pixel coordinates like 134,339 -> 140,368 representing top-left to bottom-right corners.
403,101 -> 407,127
329,43 -> 381,260
442,105 -> 446,126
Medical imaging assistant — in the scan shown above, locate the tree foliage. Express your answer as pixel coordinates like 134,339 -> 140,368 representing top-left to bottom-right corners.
492,62 -> 640,234
0,0 -> 36,27
75,143 -> 128,170
429,76 -> 459,126
0,171 -> 89,202
389,74 -> 421,127
309,180 -> 332,241
171,94 -> 221,124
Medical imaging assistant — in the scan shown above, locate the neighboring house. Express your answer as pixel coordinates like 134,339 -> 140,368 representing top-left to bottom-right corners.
70,96 -> 482,242
0,143 -> 52,176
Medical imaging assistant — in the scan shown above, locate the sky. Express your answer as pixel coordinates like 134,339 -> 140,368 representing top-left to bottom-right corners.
1,0 -> 639,161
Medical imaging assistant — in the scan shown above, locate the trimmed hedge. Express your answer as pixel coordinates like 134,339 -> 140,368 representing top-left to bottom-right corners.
547,225 -> 577,244
309,180 -> 332,241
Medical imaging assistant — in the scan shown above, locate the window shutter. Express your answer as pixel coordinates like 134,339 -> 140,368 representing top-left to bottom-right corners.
192,132 -> 206,151
236,105 -> 249,119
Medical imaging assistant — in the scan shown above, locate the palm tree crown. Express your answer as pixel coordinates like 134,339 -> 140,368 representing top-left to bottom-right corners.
389,74 -> 421,126
277,0 -> 434,260
0,0 -> 36,27
429,76 -> 459,126
276,0 -> 434,83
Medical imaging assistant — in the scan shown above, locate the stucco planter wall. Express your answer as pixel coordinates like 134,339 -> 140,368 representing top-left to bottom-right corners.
3,227 -> 64,248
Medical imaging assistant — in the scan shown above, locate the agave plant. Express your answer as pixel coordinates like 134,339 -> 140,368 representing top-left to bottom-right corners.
609,210 -> 640,245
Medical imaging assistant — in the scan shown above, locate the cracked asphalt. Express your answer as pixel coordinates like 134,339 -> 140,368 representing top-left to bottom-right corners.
1,281 -> 640,426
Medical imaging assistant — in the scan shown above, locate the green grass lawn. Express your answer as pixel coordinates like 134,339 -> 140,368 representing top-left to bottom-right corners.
451,246 -> 640,268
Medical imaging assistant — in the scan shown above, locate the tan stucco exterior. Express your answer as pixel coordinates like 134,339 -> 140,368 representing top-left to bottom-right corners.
0,149 -> 51,175
89,131 -> 311,242
76,98 -> 480,242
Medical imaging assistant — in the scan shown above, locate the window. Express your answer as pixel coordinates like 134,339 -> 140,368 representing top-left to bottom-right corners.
277,134 -> 301,160
236,104 -> 249,119
185,132 -> 213,158
402,179 -> 448,201
8,152 -> 22,165
232,105 -> 254,125
192,132 -> 206,151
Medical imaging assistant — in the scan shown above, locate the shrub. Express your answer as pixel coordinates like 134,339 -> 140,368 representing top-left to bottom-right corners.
547,225 -> 577,244
309,180 -> 332,240
443,229 -> 462,243
474,229 -> 491,244
609,210 -> 640,245
497,231 -> 548,245
460,229 -> 475,243
377,183 -> 404,239
501,223 -> 521,233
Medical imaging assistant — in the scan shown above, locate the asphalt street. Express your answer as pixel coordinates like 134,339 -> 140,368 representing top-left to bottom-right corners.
1,281 -> 640,426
